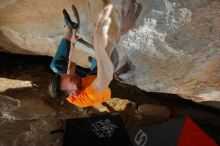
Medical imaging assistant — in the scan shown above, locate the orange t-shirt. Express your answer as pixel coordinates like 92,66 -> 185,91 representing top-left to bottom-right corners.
66,75 -> 111,107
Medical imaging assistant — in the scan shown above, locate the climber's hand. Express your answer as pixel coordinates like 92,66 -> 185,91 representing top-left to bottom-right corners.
93,4 -> 113,50
71,34 -> 79,44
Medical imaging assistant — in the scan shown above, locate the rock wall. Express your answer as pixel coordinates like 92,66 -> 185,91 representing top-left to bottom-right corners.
113,0 -> 220,102
0,0 -> 219,102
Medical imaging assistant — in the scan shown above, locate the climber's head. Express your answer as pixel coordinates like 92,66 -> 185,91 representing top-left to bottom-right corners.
49,74 -> 81,98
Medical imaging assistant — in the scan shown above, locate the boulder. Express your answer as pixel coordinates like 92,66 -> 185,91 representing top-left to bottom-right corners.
0,0 -> 219,102
137,104 -> 171,120
113,0 -> 220,102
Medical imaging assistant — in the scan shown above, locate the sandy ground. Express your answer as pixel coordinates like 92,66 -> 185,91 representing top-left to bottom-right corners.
0,52 -> 220,145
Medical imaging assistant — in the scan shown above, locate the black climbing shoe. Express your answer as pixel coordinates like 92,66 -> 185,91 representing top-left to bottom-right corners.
62,9 -> 79,29
88,56 -> 93,62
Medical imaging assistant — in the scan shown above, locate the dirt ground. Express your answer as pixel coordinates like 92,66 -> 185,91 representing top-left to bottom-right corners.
0,52 -> 220,145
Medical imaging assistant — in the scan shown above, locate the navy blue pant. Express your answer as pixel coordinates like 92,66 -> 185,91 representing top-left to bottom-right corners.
50,38 -> 97,77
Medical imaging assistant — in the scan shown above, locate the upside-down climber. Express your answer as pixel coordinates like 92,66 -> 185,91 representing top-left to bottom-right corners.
49,4 -> 114,107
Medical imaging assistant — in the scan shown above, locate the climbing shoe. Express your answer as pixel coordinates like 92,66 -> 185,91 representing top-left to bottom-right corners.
62,9 -> 79,29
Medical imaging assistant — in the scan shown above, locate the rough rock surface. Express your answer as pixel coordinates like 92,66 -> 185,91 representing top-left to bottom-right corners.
0,0 -> 219,102
113,0 -> 220,102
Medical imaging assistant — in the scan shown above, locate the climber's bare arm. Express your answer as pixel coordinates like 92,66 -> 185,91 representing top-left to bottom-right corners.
67,35 -> 78,76
92,4 -> 114,92
67,43 -> 76,76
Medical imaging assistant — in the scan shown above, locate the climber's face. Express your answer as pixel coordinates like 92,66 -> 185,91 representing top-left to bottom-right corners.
60,74 -> 81,97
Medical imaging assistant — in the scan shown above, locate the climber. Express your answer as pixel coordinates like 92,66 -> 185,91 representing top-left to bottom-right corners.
49,4 -> 114,107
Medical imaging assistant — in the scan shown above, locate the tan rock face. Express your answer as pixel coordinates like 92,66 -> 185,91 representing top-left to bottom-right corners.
0,0 -> 219,102
113,0 -> 220,102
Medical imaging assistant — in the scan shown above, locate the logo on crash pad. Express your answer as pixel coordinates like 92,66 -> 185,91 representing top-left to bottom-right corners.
135,129 -> 148,146
91,119 -> 118,138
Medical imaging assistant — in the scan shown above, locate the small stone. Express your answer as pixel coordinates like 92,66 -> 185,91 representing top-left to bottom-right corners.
0,95 -> 20,115
137,104 -> 171,119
